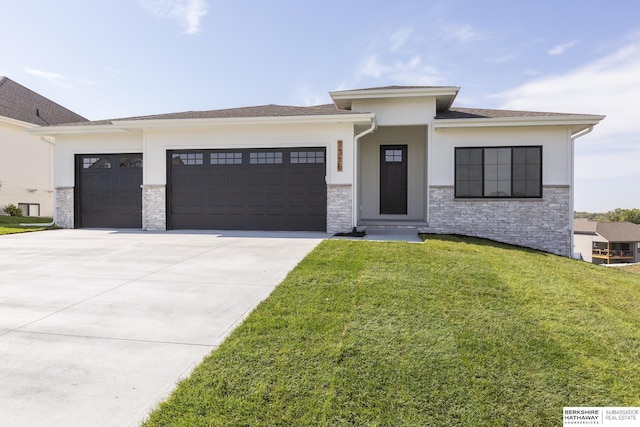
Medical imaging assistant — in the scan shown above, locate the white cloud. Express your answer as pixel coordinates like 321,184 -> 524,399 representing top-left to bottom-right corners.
25,67 -> 75,89
140,0 -> 208,34
548,40 -> 578,56
494,41 -> 640,211
360,54 -> 443,85
293,86 -> 330,106
390,28 -> 413,51
449,24 -> 483,43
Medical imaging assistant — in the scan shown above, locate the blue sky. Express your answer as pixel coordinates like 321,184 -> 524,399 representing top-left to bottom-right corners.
1,0 -> 638,212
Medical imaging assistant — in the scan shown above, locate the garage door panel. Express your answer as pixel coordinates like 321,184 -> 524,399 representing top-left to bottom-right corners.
168,148 -> 326,231
77,154 -> 142,228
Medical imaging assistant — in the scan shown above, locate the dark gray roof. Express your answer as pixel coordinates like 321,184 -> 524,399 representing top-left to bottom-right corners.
436,107 -> 589,119
62,103 -> 361,126
0,77 -> 87,125
574,219 -> 640,242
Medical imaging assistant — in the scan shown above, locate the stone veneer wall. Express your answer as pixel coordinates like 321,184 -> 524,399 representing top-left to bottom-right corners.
142,185 -> 166,231
426,185 -> 571,256
327,184 -> 352,233
55,187 -> 74,229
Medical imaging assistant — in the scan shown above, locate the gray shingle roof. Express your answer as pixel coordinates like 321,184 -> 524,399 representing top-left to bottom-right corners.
436,107 -> 589,119
0,77 -> 87,125
61,103 -> 360,126
574,219 -> 640,242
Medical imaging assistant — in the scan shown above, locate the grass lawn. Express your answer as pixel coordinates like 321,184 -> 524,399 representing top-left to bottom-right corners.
0,216 -> 54,235
619,263 -> 640,275
144,236 -> 640,426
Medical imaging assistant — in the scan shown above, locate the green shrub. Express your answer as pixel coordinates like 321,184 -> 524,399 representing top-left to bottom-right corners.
3,204 -> 23,217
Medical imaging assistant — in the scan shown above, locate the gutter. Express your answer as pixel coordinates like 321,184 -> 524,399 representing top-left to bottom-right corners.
352,116 -> 377,230
569,125 -> 594,259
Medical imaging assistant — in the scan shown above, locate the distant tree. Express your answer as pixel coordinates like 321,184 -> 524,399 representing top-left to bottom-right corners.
604,208 -> 640,224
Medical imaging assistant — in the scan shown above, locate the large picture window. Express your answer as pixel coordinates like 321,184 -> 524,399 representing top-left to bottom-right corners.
455,146 -> 542,198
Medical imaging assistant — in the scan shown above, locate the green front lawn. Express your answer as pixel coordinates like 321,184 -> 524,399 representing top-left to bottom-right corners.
0,216 -> 54,235
144,236 -> 640,426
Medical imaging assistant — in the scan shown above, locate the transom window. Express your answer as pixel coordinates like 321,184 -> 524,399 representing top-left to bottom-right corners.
211,152 -> 242,165
290,151 -> 325,164
384,149 -> 403,162
120,155 -> 142,168
250,151 -> 283,164
172,153 -> 203,166
83,157 -> 111,169
455,146 -> 542,198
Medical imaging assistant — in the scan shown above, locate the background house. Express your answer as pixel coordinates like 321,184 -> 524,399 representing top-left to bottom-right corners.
574,218 -> 640,264
0,77 -> 86,216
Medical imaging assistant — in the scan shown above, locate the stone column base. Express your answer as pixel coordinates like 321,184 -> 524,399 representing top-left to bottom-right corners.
142,185 -> 166,231
327,184 -> 352,233
55,187 -> 74,229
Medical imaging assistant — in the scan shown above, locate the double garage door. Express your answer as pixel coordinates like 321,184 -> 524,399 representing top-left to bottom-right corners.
168,148 -> 327,231
75,148 -> 327,231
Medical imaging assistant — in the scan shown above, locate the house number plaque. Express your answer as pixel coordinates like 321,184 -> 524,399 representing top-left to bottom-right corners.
337,140 -> 343,171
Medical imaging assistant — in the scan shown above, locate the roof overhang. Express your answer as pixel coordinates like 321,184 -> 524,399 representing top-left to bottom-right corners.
0,115 -> 36,128
434,114 -> 605,133
330,86 -> 460,112
28,113 -> 376,136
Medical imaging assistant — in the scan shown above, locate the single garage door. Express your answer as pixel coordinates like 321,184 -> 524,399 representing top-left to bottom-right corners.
168,148 -> 326,231
75,154 -> 143,228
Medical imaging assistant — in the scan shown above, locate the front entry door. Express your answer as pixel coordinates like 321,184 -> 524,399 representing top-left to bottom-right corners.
380,145 -> 408,214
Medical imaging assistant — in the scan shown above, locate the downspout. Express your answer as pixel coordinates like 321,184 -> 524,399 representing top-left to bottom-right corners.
352,116 -> 377,230
569,126 -> 594,258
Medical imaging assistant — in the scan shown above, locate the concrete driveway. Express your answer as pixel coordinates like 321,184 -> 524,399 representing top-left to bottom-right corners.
0,229 -> 324,426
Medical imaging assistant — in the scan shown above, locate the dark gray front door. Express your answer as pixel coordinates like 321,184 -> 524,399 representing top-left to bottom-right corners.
380,145 -> 408,214
167,148 -> 327,231
75,154 -> 143,228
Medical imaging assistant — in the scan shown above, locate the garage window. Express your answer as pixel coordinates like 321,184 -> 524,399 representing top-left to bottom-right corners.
211,152 -> 242,165
120,155 -> 143,168
250,152 -> 283,164
83,157 -> 111,169
172,153 -> 203,166
291,151 -> 325,164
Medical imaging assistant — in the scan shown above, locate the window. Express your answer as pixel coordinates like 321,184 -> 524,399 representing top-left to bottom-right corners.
172,153 -> 203,165
120,155 -> 142,168
290,151 -> 325,164
210,152 -> 242,165
455,146 -> 542,198
250,151 -> 282,164
18,203 -> 40,217
384,149 -> 403,162
83,157 -> 111,169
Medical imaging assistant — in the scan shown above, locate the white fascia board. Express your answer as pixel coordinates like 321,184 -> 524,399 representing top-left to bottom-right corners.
330,87 -> 460,110
330,87 -> 460,100
0,115 -> 35,128
111,113 -> 375,129
433,115 -> 605,130
27,124 -> 129,136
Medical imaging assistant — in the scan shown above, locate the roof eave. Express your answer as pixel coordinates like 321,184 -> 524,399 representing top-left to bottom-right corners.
0,115 -> 36,128
28,124 -> 128,136
433,115 -> 605,130
330,87 -> 460,110
111,113 -> 375,129
27,112 -> 376,135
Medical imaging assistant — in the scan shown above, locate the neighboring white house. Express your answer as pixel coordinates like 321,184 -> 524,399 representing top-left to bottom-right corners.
574,218 -> 640,264
0,77 -> 86,216
31,86 -> 604,256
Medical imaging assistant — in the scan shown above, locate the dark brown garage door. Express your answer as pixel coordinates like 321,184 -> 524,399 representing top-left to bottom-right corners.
168,148 -> 326,231
75,154 -> 143,228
